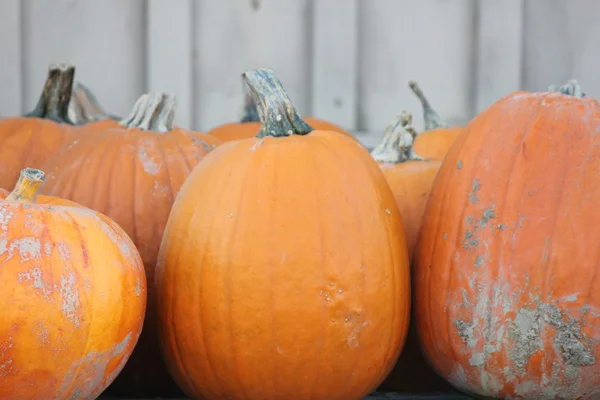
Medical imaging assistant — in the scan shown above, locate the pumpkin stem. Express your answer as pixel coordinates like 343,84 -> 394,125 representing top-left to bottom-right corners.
240,84 -> 261,123
408,81 -> 448,131
242,68 -> 313,138
119,92 -> 176,132
6,168 -> 46,203
548,80 -> 586,98
68,81 -> 121,124
25,63 -> 75,124
371,111 -> 425,164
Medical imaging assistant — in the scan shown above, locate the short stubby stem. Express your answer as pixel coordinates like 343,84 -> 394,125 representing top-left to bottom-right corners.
25,63 -> 75,124
119,93 -> 177,133
6,168 -> 46,203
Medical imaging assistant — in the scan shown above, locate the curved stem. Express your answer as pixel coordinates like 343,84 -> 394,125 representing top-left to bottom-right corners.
6,168 -> 46,203
119,92 -> 176,132
68,81 -> 122,124
548,80 -> 586,98
371,111 -> 424,164
25,63 -> 75,124
240,83 -> 260,123
408,81 -> 448,131
242,68 -> 313,138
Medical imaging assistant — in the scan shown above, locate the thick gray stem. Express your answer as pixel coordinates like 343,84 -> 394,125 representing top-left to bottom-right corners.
119,92 -> 176,132
548,80 -> 586,98
371,111 -> 424,163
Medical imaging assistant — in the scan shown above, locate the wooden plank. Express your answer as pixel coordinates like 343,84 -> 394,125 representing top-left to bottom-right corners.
311,0 -> 358,131
474,0 -> 524,113
522,0 -> 600,97
147,0 -> 194,129
0,0 -> 22,116
193,0 -> 312,132
21,0 -> 146,117
358,0 -> 476,134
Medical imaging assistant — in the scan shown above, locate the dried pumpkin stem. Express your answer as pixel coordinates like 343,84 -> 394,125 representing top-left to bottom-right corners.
68,81 -> 122,124
548,80 -> 586,98
25,63 -> 75,124
242,68 -> 313,138
240,83 -> 260,123
371,111 -> 425,164
6,168 -> 46,203
408,81 -> 448,131
119,92 -> 176,133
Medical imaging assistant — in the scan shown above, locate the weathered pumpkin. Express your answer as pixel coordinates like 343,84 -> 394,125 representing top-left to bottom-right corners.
414,80 -> 600,398
68,81 -> 121,124
155,68 -> 410,400
408,81 -> 463,160
0,63 -> 76,190
0,168 -> 146,399
371,111 -> 441,262
40,92 -> 222,397
206,86 -> 356,142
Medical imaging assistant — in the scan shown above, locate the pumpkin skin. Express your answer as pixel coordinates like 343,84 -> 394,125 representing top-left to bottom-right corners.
207,90 -> 356,142
408,81 -> 463,160
156,68 -> 410,400
0,168 -> 146,399
0,63 -> 76,190
414,80 -> 600,399
40,93 -> 222,397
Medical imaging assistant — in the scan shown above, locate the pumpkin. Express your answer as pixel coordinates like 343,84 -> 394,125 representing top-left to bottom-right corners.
40,92 -> 222,397
155,68 -> 410,400
0,168 -> 146,399
408,81 -> 463,160
206,85 -> 357,142
413,80 -> 600,399
371,111 -> 441,262
68,81 -> 121,125
0,63 -> 76,190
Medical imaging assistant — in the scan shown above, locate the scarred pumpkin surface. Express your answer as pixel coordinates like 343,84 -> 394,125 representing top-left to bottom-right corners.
414,80 -> 600,399
0,168 -> 146,399
156,68 -> 410,400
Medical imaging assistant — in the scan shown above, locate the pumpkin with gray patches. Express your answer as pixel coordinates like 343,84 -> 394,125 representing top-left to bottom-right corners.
40,92 -> 222,397
414,80 -> 600,399
0,168 -> 146,399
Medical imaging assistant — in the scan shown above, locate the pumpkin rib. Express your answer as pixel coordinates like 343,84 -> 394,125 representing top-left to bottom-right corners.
153,134 -> 176,204
169,133 -> 193,175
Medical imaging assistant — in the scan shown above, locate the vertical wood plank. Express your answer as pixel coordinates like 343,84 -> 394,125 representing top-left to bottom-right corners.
194,0 -> 312,132
21,0 -> 146,117
358,0 -> 477,135
475,0 -> 524,113
311,0 -> 358,130
523,0 -> 600,97
147,0 -> 194,129
0,0 -> 22,115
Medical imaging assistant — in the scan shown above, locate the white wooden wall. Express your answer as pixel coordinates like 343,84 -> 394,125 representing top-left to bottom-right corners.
1,0 -> 600,148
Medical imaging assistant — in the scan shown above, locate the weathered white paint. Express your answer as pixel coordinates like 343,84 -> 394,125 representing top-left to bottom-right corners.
0,0 -> 599,149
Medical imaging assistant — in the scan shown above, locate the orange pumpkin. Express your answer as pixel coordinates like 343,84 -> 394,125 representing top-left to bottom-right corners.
207,88 -> 356,142
68,81 -> 121,124
408,81 -> 463,160
155,68 -> 410,400
41,92 -> 222,397
0,63 -> 76,190
414,80 -> 600,398
371,111 -> 441,262
0,168 -> 146,399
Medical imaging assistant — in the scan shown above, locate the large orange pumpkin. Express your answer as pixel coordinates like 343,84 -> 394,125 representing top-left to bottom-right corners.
206,87 -> 357,142
40,92 -> 222,397
0,63 -> 76,190
0,168 -> 146,399
371,111 -> 441,262
155,68 -> 411,400
408,81 -> 463,160
414,80 -> 600,398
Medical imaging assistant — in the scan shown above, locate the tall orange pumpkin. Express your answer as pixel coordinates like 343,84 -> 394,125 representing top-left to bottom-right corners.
155,68 -> 411,400
206,86 -> 357,142
408,81 -> 463,160
0,63 -> 76,190
40,92 -> 222,397
414,80 -> 600,398
0,168 -> 146,399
